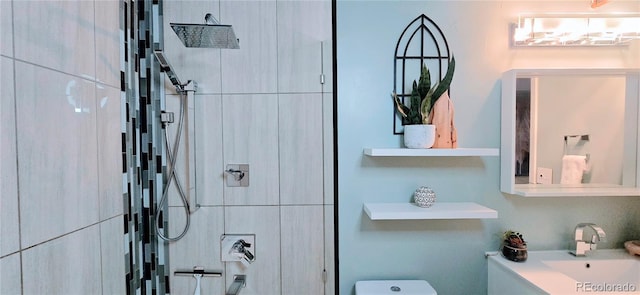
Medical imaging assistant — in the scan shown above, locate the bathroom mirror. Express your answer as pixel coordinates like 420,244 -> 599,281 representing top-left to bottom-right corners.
501,68 -> 640,197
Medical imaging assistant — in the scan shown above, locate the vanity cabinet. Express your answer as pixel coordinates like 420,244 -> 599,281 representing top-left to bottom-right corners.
487,255 -> 546,295
362,148 -> 499,220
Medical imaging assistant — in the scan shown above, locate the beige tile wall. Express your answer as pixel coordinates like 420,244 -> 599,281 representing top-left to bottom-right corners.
1,56 -> 19,257
220,1 -> 278,94
222,94 -> 280,206
0,1 -> 12,57
15,62 -> 100,248
279,94 -> 324,205
0,1 -> 124,294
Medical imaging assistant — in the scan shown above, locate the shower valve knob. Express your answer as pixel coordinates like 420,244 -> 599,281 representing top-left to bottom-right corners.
221,234 -> 255,264
225,169 -> 245,181
235,239 -> 251,248
225,164 -> 249,187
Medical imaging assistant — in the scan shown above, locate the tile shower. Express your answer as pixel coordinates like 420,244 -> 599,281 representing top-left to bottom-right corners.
1,0 -> 335,294
160,1 -> 335,294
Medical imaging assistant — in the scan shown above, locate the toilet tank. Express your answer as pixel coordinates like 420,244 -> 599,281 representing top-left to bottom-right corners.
355,280 -> 437,295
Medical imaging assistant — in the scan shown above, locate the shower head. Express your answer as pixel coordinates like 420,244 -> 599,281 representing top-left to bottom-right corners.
153,50 -> 184,88
170,13 -> 239,49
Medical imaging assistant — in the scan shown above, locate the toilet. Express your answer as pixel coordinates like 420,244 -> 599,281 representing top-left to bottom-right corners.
355,280 -> 437,295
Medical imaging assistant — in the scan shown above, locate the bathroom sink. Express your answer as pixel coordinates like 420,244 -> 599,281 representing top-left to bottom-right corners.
488,249 -> 640,294
542,259 -> 640,284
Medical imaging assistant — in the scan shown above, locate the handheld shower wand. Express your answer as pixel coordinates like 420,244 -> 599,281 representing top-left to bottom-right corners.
153,50 -> 197,242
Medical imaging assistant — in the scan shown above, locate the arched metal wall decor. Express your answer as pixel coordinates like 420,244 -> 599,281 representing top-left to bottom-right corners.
393,14 -> 451,134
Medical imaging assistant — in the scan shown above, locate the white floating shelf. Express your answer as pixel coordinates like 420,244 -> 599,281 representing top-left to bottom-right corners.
363,202 -> 498,220
513,184 -> 640,197
363,148 -> 499,157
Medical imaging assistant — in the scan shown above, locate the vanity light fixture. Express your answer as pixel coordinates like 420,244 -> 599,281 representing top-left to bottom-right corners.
512,13 -> 640,46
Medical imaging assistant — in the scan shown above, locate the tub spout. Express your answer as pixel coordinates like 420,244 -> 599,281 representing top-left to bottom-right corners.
226,275 -> 246,295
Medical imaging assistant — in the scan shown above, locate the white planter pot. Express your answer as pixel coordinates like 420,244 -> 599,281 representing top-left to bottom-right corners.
403,124 -> 436,149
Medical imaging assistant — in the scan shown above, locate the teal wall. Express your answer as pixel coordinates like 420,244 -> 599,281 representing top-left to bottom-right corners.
336,1 -> 640,294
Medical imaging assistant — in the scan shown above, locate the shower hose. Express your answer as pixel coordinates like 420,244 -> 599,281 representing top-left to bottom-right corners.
155,90 -> 191,242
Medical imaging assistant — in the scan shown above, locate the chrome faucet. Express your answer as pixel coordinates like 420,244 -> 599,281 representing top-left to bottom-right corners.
230,239 -> 255,263
569,223 -> 607,256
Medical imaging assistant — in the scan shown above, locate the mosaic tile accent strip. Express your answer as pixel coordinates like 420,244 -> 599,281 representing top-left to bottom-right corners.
122,0 -> 170,294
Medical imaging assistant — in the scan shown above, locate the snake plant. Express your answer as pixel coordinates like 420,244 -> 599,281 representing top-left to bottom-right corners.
393,56 -> 455,125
